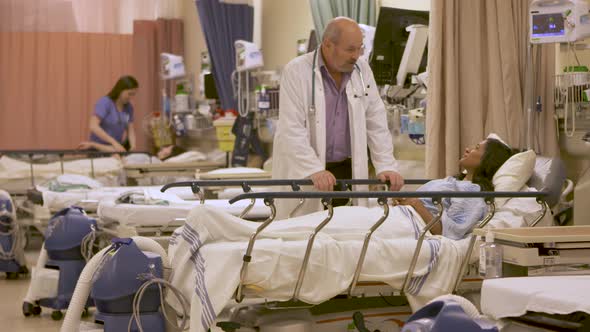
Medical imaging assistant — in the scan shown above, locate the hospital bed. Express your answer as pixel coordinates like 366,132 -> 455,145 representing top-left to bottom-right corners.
163,183 -> 551,332
0,149 -> 132,194
95,179 -> 408,240
475,226 -> 590,331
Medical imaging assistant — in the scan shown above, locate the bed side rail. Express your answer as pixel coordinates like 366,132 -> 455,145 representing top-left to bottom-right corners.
0,149 -> 150,187
227,190 -> 548,303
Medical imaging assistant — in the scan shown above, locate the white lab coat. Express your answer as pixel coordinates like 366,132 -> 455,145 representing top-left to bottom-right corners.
272,51 -> 397,219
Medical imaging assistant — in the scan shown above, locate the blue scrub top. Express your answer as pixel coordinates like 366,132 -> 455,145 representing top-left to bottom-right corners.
89,96 -> 134,145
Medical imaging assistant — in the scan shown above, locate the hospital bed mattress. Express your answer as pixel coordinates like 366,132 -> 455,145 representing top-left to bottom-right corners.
97,197 -> 271,227
481,276 -> 590,319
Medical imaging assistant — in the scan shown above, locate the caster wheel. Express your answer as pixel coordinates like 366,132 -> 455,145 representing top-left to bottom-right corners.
32,305 -> 41,315
51,310 -> 63,320
82,307 -> 90,318
19,265 -> 29,275
6,272 -> 18,280
22,302 -> 34,317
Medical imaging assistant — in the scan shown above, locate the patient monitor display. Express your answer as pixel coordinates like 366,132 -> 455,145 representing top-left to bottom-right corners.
532,13 -> 565,38
530,0 -> 590,44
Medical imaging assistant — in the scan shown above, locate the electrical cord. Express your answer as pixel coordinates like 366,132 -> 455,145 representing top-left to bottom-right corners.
128,276 -> 191,332
80,226 -> 98,262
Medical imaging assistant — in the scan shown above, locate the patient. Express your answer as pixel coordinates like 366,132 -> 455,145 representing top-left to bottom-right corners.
77,141 -> 185,161
394,138 -> 517,239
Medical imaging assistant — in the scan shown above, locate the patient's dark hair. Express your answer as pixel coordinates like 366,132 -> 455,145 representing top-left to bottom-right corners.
161,145 -> 186,161
457,138 -> 518,191
108,75 -> 139,102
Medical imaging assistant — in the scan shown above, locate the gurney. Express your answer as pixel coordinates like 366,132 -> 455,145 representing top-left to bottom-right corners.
476,226 -> 590,331
0,150 -> 127,194
164,185 -> 550,332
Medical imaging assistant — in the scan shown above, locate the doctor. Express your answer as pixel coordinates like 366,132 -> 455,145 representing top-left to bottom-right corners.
272,17 -> 403,219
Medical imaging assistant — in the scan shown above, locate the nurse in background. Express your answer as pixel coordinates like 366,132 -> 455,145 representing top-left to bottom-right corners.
79,76 -> 139,152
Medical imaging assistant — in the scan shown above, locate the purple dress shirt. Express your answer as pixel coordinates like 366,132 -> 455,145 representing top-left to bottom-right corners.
319,54 -> 352,163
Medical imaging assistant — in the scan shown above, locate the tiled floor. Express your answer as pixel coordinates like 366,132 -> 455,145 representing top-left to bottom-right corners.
0,251 -> 64,332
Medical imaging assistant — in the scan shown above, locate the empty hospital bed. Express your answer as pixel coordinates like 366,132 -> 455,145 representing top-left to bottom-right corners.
476,226 -> 590,331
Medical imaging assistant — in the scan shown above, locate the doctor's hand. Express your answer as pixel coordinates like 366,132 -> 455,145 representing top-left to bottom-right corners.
378,171 -> 404,191
310,170 -> 337,191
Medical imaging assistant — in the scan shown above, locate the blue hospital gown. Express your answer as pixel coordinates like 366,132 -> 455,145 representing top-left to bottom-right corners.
416,177 -> 487,240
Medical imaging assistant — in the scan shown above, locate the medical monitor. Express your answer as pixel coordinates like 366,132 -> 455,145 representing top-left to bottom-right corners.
531,13 -> 565,38
370,7 -> 429,86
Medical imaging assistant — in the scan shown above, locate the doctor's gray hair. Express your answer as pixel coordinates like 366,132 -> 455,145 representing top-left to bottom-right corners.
322,17 -> 357,43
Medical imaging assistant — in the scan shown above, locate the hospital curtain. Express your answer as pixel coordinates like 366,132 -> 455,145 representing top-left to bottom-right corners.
194,0 -> 254,112
131,19 -> 185,151
0,31 -> 133,149
309,0 -> 376,42
426,0 -> 558,178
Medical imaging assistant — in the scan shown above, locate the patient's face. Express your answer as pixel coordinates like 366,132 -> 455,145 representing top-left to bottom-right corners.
459,140 -> 487,170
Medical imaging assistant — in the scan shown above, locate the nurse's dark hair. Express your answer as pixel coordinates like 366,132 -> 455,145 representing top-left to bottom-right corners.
456,138 -> 519,191
107,75 -> 139,102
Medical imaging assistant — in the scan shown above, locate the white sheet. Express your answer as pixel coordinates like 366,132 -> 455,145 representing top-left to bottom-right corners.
481,276 -> 590,319
0,156 -> 121,190
38,185 -> 198,212
167,205 -> 466,332
97,196 -> 271,227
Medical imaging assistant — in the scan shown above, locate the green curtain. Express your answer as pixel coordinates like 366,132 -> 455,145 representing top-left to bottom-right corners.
309,0 -> 376,43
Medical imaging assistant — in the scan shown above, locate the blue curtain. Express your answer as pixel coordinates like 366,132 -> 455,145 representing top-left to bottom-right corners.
194,0 -> 253,111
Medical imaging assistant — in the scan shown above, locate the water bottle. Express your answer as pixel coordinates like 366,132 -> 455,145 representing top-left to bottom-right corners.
479,231 -> 503,279
258,86 -> 270,117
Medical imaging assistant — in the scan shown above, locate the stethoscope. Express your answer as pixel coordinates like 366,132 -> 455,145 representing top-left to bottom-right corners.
307,48 -> 369,149
309,48 -> 369,117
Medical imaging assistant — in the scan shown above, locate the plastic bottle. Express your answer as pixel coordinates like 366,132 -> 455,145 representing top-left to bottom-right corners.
479,231 -> 503,279
258,85 -> 270,117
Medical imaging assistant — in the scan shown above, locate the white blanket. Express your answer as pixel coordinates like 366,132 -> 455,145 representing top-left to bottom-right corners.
0,156 -> 121,188
37,182 -> 198,212
98,196 -> 271,227
168,205 -> 466,332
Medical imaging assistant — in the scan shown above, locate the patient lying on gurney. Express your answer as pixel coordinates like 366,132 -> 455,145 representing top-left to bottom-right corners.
167,139 -> 543,332
78,141 -> 185,161
391,137 -> 517,239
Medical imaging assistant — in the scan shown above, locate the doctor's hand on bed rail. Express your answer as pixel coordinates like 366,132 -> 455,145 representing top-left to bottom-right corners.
378,170 -> 404,191
310,170 -> 337,191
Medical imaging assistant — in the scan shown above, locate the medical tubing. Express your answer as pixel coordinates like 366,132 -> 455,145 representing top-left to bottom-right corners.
427,294 -> 481,319
129,277 -> 190,332
60,237 -> 169,332
80,228 -> 97,262
564,43 -> 576,137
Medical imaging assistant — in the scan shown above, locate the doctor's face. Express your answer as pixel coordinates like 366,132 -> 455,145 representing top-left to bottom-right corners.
323,28 -> 364,73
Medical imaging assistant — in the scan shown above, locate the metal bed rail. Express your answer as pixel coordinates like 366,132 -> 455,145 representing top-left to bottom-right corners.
0,149 -> 150,187
226,190 -> 548,303
162,179 -> 430,218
